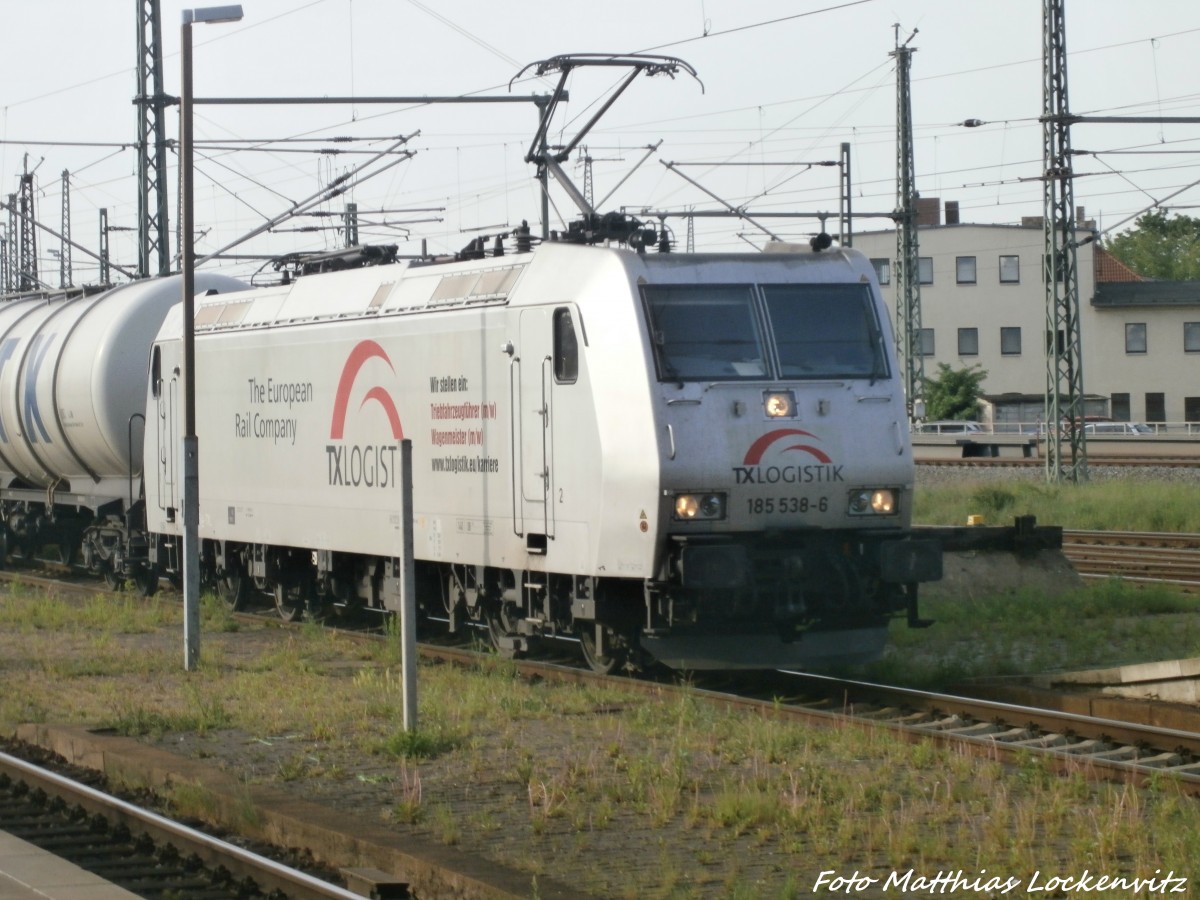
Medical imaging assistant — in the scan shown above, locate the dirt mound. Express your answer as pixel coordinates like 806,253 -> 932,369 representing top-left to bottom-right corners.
924,548 -> 1083,601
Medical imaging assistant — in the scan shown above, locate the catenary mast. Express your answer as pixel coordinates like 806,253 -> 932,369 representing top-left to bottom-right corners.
1041,0 -> 1088,482
135,0 -> 173,277
892,28 -> 923,421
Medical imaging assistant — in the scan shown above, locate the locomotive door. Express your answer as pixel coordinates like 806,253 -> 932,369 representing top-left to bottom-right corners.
153,344 -> 180,517
511,307 -> 556,547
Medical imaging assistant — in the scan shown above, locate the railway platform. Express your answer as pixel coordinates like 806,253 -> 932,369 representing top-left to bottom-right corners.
0,830 -> 140,900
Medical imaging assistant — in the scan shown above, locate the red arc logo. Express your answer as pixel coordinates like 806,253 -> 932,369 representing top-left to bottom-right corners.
743,428 -> 832,465
330,340 -> 404,439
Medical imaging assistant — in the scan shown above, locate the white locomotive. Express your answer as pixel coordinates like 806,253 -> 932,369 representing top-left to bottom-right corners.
0,237 -> 941,672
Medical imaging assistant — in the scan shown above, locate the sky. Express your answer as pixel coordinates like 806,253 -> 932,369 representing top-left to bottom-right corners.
1,0 -> 1197,286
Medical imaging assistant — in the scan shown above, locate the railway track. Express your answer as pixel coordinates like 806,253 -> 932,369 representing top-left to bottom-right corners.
4,561 -> 1200,896
1062,529 -> 1200,591
349,645 -> 1200,794
773,672 -> 1200,789
0,747 -> 383,900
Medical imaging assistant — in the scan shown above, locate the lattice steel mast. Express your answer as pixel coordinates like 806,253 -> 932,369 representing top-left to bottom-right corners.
18,160 -> 38,291
1041,0 -> 1088,482
60,170 -> 73,288
135,0 -> 173,277
4,198 -> 14,292
892,28 -> 923,420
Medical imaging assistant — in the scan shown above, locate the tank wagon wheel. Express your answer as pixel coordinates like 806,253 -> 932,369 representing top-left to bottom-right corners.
579,623 -> 628,676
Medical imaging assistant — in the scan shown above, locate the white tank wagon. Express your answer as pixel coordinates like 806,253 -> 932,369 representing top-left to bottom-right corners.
0,274 -> 247,577
142,241 -> 941,672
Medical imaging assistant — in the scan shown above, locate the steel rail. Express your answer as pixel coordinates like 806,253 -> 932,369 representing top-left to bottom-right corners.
783,672 -> 1200,754
0,751 -> 366,900
1064,529 -> 1200,549
1061,529 -> 1200,590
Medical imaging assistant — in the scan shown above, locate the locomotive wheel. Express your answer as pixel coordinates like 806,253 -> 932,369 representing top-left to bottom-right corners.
274,579 -> 309,622
579,623 -> 626,676
218,567 -> 251,611
132,565 -> 160,598
103,566 -> 124,591
486,601 -> 522,657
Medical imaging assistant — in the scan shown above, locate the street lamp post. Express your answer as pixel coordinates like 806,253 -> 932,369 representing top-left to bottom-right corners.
182,4 -> 243,671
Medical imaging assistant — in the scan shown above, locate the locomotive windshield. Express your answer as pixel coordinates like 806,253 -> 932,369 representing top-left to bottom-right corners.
643,282 -> 888,382
763,284 -> 887,379
644,285 -> 767,380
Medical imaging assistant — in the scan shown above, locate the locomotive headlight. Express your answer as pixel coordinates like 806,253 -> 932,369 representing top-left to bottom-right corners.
673,492 -> 727,521
848,488 -> 898,516
763,391 -> 796,418
675,495 -> 699,518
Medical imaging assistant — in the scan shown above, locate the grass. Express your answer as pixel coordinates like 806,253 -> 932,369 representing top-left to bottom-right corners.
889,475 -> 1200,685
3,490 -> 1200,895
913,477 -> 1200,532
870,579 -> 1200,687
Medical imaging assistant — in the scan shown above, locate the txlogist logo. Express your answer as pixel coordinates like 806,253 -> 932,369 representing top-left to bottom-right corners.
733,428 -> 844,484
326,339 -> 404,488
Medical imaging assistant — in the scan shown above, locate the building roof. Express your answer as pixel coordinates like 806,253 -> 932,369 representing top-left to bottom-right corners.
1094,247 -> 1144,284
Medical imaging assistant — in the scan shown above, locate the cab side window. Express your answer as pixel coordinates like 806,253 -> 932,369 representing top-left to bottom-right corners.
150,345 -> 162,398
553,307 -> 578,384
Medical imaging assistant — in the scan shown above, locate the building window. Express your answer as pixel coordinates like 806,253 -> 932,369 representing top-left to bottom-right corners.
1046,329 -> 1065,355
1111,392 -> 1131,421
957,327 -> 978,356
918,257 -> 934,284
956,256 -> 977,284
1000,326 -> 1022,356
1146,392 -> 1165,423
1125,322 -> 1147,354
1185,397 -> 1200,424
1043,251 -> 1067,284
999,255 -> 1020,284
870,258 -> 891,285
918,328 -> 935,357
1185,322 -> 1200,353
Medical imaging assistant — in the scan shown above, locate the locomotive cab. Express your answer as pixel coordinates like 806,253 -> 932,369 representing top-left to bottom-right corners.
625,246 -> 942,669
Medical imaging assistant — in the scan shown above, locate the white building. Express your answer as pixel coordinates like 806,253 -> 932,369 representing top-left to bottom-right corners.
850,201 -> 1200,431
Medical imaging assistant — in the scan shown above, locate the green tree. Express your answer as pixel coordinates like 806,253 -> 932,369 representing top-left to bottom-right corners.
1104,211 -> 1200,280
921,363 -> 987,421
